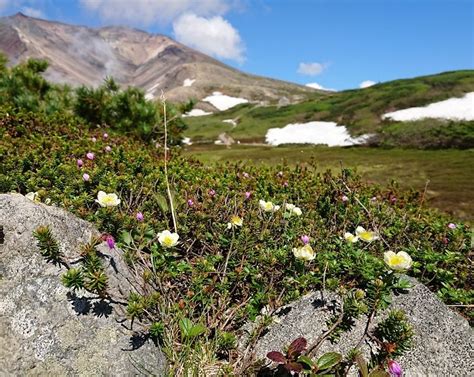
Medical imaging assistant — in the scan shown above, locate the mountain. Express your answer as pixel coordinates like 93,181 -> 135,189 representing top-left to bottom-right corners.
0,13 -> 315,104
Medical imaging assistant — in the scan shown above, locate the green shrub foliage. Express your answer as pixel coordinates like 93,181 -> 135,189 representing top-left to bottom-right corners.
0,54 -> 186,143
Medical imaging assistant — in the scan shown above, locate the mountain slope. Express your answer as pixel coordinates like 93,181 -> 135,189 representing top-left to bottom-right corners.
0,13 -> 316,103
184,70 -> 474,147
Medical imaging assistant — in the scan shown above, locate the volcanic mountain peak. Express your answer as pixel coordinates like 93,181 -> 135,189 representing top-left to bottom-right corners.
0,13 -> 315,104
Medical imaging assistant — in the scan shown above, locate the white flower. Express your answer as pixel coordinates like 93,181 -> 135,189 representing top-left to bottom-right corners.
25,192 -> 40,203
292,207 -> 302,216
158,230 -> 180,248
292,244 -> 316,261
95,191 -> 121,207
384,251 -> 413,271
355,226 -> 379,242
227,215 -> 243,229
259,200 -> 280,213
285,203 -> 302,216
344,232 -> 359,243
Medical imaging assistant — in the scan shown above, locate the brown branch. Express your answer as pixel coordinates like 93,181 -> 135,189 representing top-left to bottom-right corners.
307,298 -> 345,357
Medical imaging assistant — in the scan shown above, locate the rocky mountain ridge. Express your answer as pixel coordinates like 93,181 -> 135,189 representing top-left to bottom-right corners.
0,13 -> 315,103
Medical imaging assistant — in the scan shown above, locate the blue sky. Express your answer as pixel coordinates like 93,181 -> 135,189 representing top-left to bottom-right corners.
1,0 -> 472,90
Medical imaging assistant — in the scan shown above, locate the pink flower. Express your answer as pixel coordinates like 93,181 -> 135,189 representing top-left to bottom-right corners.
103,132 -> 109,139
388,360 -> 402,377
105,146 -> 112,152
208,189 -> 216,197
105,235 -> 115,249
390,196 -> 397,203
187,199 -> 194,207
91,137 -> 97,142
448,223 -> 456,229
300,235 -> 310,244
86,152 -> 95,160
77,159 -> 84,168
341,195 -> 349,202
443,237 -> 449,245
283,181 -> 288,187
82,173 -> 90,181
242,172 -> 249,178
136,212 -> 144,221
245,191 -> 251,199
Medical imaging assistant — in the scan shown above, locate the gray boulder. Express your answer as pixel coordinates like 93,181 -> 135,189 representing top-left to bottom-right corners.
245,278 -> 473,376
0,194 -> 166,376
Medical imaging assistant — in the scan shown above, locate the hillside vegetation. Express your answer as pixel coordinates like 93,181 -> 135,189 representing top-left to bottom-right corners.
1,59 -> 472,375
185,70 -> 474,148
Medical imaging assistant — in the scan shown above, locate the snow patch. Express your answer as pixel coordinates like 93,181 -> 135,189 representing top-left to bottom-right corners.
183,78 -> 196,87
382,92 -> 474,121
182,137 -> 192,145
265,121 -> 371,147
203,92 -> 248,111
145,81 -> 160,100
305,83 -> 336,92
223,119 -> 237,127
359,80 -> 376,89
182,109 -> 213,117
147,82 -> 160,92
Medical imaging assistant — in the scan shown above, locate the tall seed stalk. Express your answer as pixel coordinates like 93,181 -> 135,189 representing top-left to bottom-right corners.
161,91 -> 178,233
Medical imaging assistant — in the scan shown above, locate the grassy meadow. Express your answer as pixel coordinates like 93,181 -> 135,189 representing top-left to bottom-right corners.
185,145 -> 474,222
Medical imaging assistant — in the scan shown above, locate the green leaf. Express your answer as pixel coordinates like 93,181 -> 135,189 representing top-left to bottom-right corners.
355,354 -> 369,377
297,355 -> 314,368
188,323 -> 206,337
316,352 -> 342,370
179,318 -> 193,337
179,318 -> 206,338
155,193 -> 169,213
120,230 -> 132,246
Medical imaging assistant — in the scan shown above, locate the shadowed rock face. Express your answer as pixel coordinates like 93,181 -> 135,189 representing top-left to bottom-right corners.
0,194 -> 166,376
0,13 -> 316,103
243,278 -> 473,376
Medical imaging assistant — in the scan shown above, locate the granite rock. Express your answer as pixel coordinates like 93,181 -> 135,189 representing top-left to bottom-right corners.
0,193 -> 166,376
246,278 -> 473,376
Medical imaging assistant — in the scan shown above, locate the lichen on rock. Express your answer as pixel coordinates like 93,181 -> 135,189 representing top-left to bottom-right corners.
0,193 -> 166,376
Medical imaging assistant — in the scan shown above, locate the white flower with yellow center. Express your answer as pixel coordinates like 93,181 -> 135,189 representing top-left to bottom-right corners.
25,192 -> 40,203
384,251 -> 412,271
227,215 -> 243,229
285,203 -> 302,216
355,226 -> 379,242
158,230 -> 179,248
259,200 -> 280,213
344,232 -> 359,243
95,191 -> 121,207
292,244 -> 316,261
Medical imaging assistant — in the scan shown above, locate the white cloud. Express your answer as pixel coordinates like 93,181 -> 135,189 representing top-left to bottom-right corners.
305,82 -> 336,92
79,0 -> 231,26
173,13 -> 245,63
297,62 -> 326,76
21,6 -> 44,18
359,80 -> 376,88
